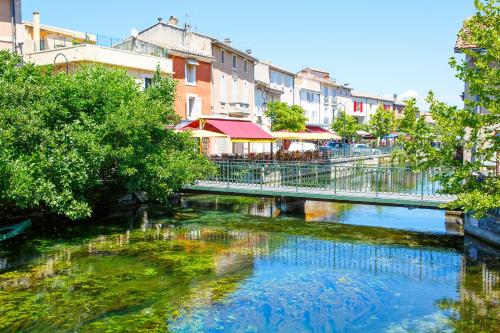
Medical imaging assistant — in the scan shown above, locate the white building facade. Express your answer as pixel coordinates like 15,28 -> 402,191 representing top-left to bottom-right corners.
254,61 -> 295,126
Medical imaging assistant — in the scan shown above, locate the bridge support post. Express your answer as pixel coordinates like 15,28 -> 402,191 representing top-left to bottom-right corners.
275,196 -> 306,216
445,210 -> 464,234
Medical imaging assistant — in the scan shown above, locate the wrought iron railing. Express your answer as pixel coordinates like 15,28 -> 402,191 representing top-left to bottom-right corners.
211,146 -> 397,162
200,160 -> 451,198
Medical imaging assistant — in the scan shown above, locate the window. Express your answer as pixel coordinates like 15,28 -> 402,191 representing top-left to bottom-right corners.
232,55 -> 237,69
353,101 -> 363,112
278,74 -> 284,85
220,74 -> 226,103
232,78 -> 238,102
307,92 -> 314,103
383,104 -> 391,110
284,76 -> 292,88
271,71 -> 278,85
244,60 -> 247,72
144,77 -> 152,89
221,50 -> 225,63
242,81 -> 248,103
186,96 -> 200,119
185,62 -> 196,85
324,87 -> 329,97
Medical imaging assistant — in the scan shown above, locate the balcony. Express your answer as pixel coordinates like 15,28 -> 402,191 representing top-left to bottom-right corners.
24,44 -> 173,74
324,96 -> 334,105
220,102 -> 251,116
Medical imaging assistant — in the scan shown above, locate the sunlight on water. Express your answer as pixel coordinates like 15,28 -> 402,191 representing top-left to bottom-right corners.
0,195 -> 498,332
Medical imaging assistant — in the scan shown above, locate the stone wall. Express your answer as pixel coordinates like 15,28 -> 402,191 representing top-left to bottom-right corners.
464,209 -> 500,247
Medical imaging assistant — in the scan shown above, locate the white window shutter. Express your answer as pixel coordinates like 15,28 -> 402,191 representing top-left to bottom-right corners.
220,75 -> 226,103
195,97 -> 202,117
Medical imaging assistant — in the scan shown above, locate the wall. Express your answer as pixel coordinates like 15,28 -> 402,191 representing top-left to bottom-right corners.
0,0 -> 23,52
269,68 -> 294,105
254,62 -> 269,84
171,56 -> 211,120
212,44 -> 255,120
465,211 -> 500,247
23,44 -> 173,91
295,74 -> 321,124
138,22 -> 212,56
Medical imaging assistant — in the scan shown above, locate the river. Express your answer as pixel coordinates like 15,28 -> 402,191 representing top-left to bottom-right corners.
0,195 -> 498,332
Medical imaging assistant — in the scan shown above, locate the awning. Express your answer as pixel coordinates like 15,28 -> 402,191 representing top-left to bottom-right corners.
181,118 -> 274,142
305,125 -> 329,133
179,129 -> 228,138
272,131 -> 341,140
356,130 -> 370,136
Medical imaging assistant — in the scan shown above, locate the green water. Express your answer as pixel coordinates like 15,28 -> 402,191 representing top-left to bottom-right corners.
0,196 -> 499,332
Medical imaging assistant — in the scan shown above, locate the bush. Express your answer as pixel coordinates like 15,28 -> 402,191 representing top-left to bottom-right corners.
0,51 -> 214,220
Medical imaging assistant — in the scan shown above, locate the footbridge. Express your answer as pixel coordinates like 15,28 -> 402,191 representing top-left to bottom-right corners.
184,160 -> 456,208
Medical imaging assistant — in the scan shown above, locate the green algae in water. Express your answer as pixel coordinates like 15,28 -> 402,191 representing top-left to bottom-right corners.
0,201 -> 499,332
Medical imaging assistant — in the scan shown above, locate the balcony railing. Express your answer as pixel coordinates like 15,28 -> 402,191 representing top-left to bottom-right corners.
39,33 -> 123,52
324,96 -> 334,105
222,102 -> 250,115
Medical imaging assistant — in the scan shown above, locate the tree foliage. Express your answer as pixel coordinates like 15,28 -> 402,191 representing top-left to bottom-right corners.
369,105 -> 396,139
331,111 -> 359,141
264,101 -> 307,132
0,51 -> 213,220
396,98 -> 419,133
396,0 -> 499,216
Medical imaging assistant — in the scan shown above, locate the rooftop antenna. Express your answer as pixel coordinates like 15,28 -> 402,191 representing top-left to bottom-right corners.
184,12 -> 191,30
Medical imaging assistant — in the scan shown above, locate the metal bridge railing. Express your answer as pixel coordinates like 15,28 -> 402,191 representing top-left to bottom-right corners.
211,146 -> 397,162
201,160 -> 450,198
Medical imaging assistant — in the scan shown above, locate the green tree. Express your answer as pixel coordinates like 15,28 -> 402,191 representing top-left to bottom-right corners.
331,111 -> 359,142
396,97 -> 419,133
0,51 -> 213,220
396,0 -> 499,216
264,101 -> 307,132
369,105 -> 396,141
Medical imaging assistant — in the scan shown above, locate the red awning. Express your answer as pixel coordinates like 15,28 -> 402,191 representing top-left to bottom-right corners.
305,125 -> 329,133
181,118 -> 274,142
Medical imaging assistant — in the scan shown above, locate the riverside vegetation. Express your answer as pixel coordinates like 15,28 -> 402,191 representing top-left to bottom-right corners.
0,51 -> 214,220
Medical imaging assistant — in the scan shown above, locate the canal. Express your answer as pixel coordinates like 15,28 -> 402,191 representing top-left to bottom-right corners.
0,195 -> 499,332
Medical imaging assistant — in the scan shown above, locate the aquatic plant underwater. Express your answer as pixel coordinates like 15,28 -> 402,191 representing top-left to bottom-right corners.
0,197 -> 498,332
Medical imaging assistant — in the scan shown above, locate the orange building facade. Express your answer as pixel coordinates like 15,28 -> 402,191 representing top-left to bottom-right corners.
170,55 -> 212,121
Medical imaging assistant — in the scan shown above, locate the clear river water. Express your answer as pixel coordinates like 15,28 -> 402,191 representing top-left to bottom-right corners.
0,194 -> 499,332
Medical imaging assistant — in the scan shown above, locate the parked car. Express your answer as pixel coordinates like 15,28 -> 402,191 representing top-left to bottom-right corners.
288,141 -> 317,152
351,143 -> 381,155
319,141 -> 350,152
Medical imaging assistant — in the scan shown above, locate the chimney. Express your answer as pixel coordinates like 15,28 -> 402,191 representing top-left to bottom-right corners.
33,11 -> 40,51
393,93 -> 398,101
246,49 -> 252,55
168,16 -> 178,26
157,17 -> 163,23
224,37 -> 231,44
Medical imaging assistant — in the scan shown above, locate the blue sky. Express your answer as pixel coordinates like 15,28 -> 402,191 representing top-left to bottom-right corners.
22,0 -> 475,109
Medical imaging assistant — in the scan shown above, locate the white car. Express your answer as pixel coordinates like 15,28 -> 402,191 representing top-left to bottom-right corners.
351,144 -> 381,155
287,142 -> 317,152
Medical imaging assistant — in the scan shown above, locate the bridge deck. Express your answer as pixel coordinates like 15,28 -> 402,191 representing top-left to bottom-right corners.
185,181 -> 455,208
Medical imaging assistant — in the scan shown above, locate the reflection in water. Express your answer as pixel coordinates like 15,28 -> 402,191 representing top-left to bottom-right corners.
182,194 -> 449,234
0,197 -> 498,332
